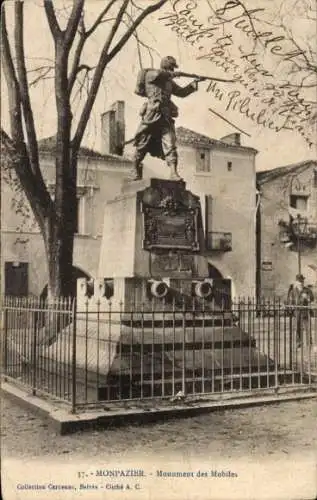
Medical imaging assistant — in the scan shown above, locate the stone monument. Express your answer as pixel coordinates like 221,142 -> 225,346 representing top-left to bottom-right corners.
74,177 -> 273,401
98,178 -> 210,311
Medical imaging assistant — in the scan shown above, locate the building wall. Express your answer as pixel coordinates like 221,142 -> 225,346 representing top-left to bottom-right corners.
1,155 -> 131,296
141,142 -> 257,298
259,165 -> 317,298
1,139 -> 257,298
179,145 -> 257,297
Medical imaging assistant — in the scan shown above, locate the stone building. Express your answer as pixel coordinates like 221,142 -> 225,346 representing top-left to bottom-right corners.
1,101 -> 258,299
1,102 -> 132,297
176,128 -> 258,298
256,160 -> 317,298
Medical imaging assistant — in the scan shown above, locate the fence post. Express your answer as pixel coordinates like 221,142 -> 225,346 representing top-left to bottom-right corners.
32,308 -> 37,395
3,307 -> 8,379
181,297 -> 186,395
71,299 -> 77,414
289,307 -> 293,371
273,299 -> 279,390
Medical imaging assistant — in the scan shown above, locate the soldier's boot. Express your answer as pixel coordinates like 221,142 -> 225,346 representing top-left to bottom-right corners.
169,163 -> 182,180
130,160 -> 143,181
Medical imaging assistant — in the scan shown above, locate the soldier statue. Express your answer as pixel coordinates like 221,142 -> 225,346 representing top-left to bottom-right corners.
131,56 -> 205,181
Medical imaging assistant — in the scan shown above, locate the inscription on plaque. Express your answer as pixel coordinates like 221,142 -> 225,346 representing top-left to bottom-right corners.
142,207 -> 199,251
141,181 -> 201,252
150,252 -> 194,276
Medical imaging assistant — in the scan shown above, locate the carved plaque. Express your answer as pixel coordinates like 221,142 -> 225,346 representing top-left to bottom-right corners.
143,207 -> 199,251
150,252 -> 194,276
151,252 -> 179,274
141,180 -> 201,252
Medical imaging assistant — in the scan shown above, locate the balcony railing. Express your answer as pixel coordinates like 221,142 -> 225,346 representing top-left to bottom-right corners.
206,231 -> 232,251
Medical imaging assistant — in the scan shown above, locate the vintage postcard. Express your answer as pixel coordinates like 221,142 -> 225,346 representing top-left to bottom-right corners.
1,0 -> 316,499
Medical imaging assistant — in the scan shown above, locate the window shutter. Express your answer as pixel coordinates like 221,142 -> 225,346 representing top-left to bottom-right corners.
196,148 -> 210,172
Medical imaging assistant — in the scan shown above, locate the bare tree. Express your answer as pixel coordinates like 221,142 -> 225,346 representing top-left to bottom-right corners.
1,0 -> 168,297
264,0 -> 317,144
279,0 -> 316,85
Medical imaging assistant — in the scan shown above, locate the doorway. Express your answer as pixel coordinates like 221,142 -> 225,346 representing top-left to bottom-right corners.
5,262 -> 28,296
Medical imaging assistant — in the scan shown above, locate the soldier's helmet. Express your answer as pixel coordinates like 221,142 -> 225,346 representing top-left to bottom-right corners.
160,56 -> 178,70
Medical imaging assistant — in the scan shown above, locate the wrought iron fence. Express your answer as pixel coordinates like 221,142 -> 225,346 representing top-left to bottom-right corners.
1,296 -> 316,412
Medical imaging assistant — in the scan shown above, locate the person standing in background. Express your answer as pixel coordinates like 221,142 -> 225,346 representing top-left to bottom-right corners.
287,274 -> 314,348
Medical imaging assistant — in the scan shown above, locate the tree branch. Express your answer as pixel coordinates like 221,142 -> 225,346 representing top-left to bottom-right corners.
1,9 -> 47,222
14,2 -> 44,183
107,0 -> 168,62
71,68 -> 93,106
101,0 -> 130,59
27,64 -> 54,74
27,65 -> 55,87
72,0 -> 129,149
72,0 -> 168,150
85,0 -> 119,37
130,0 -> 143,11
2,3 -> 54,224
29,70 -> 54,87
68,1 -> 118,94
1,126 -> 52,228
64,0 -> 85,49
1,7 -> 24,145
284,28 -> 316,73
44,0 -> 61,39
77,63 -> 95,74
68,24 -> 87,93
123,11 -> 161,66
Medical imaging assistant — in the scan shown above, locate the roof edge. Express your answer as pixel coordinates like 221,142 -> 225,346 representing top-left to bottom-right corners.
176,126 -> 258,154
257,160 -> 317,184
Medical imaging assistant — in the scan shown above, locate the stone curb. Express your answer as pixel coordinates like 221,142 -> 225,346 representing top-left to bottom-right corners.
1,380 -> 316,435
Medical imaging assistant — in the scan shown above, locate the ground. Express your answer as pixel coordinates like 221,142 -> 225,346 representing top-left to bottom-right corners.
1,395 -> 316,500
1,394 -> 316,459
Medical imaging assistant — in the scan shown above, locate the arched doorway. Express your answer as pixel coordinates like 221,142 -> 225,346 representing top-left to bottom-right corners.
208,263 -> 224,280
40,266 -> 91,300
208,263 -> 232,309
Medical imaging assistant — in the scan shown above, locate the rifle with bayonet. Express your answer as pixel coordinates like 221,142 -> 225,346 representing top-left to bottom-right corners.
172,71 -> 234,83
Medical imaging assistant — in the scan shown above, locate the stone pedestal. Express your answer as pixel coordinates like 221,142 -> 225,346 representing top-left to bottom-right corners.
98,178 -> 209,311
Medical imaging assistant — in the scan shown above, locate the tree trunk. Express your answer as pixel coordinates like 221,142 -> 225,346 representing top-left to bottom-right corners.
45,36 -> 78,299
44,159 -> 77,299
40,196 -> 76,346
2,0 -> 170,301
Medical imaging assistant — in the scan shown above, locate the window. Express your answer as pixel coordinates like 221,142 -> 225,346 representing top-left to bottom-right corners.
5,262 -> 28,296
196,148 -> 210,172
289,195 -> 308,211
48,184 -> 90,235
227,161 -> 232,171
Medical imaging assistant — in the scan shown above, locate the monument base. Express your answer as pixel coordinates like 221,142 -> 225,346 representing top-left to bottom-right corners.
39,310 -> 281,403
36,177 -> 305,403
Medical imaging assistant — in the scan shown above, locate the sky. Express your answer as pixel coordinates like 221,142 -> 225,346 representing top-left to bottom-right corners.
1,0 -> 316,171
